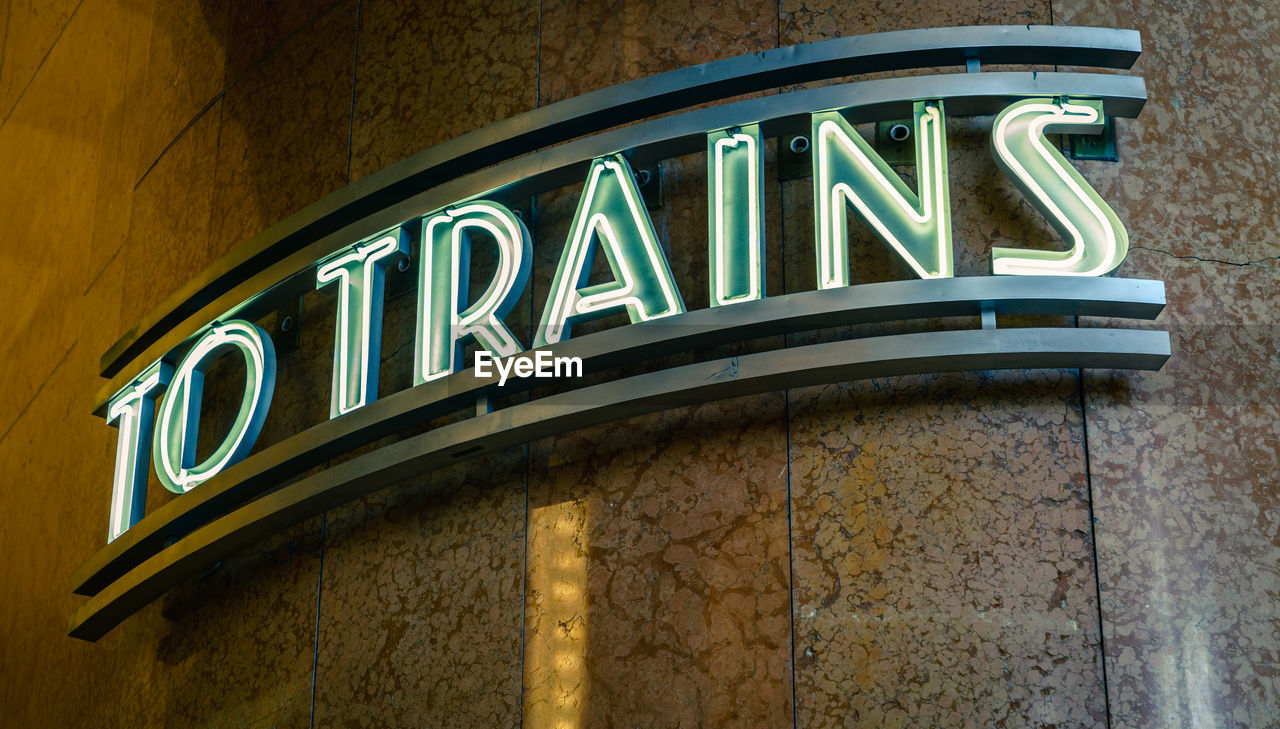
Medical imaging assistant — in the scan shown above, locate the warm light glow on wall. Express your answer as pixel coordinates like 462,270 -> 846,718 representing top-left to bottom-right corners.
525,500 -> 589,728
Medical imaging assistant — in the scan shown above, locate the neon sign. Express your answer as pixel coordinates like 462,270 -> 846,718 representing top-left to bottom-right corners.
990,99 -> 1129,276
152,320 -> 275,494
708,125 -> 766,306
71,26 -> 1167,641
814,100 -> 953,285
105,360 -> 171,542
101,94 -> 1133,532
536,155 -> 686,347
416,202 -> 532,384
316,230 -> 408,417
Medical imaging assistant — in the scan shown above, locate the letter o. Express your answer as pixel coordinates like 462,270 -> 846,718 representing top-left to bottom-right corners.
153,320 -> 276,493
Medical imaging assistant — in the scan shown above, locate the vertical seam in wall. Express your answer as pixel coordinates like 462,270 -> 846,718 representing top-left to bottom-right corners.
1078,369 -> 1113,729
535,0 -> 543,107
1051,0 -> 1109,720
775,4 -> 799,720
308,4 -> 361,725
784,389 -> 799,729
0,0 -> 85,132
519,6 -> 541,725
518,192 -> 533,729
345,0 -> 363,186
519,443 -> 530,727
775,0 -> 781,50
1076,316 -> 1113,729
308,510 -> 328,729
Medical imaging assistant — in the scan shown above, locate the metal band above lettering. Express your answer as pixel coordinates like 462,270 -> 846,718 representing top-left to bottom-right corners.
97,24 -> 1141,382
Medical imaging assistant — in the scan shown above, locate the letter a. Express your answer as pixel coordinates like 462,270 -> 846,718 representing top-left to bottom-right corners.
536,155 -> 684,347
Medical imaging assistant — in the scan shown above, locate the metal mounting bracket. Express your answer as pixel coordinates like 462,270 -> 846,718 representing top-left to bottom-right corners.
1067,117 -> 1119,162
633,162 -> 663,209
778,134 -> 812,181
875,119 -> 916,166
272,297 -> 302,356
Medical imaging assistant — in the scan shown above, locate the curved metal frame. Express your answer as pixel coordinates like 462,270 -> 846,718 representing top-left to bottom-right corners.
75,276 -> 1165,595
97,25 -> 1142,381
91,70 -> 1148,410
72,277 -> 1169,623
71,322 -> 1169,640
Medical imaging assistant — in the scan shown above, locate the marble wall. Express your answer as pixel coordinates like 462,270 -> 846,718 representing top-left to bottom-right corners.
0,1 -> 1274,728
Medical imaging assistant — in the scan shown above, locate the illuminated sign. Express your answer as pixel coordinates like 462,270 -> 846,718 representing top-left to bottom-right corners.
70,25 -> 1168,641
709,125 -> 766,306
536,155 -> 686,346
416,202 -> 531,384
316,229 -> 408,417
105,360 -> 171,542
990,99 -> 1129,276
150,320 -> 276,495
814,100 -> 953,285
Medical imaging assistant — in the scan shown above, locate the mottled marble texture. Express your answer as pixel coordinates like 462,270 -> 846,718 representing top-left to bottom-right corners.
789,370 -> 1105,729
225,0 -> 343,81
1058,0 -> 1280,267
539,0 -> 776,104
775,4 -> 1106,728
525,396 -> 793,729
208,0 -> 356,258
778,0 -> 1052,91
122,99 -> 222,327
254,293 -> 339,452
348,0 -> 539,181
1054,1 -> 1280,726
1079,254 -> 1280,729
129,520 -> 323,729
313,449 -> 526,729
524,8 -> 793,726
780,0 -> 1046,39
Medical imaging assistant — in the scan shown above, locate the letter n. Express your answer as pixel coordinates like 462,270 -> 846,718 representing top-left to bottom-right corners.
812,100 -> 954,287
